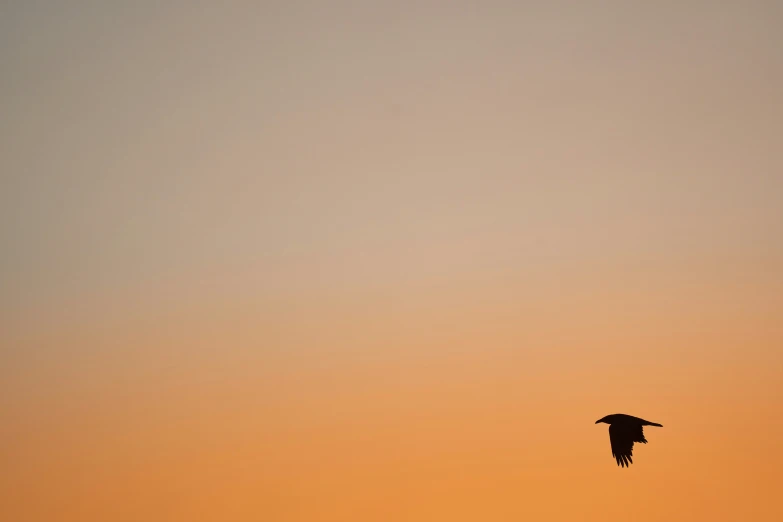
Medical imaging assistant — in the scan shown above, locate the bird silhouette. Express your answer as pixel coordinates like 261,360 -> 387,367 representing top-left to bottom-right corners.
595,413 -> 663,467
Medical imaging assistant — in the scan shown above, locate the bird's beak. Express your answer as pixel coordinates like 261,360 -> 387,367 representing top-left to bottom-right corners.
595,419 -> 602,424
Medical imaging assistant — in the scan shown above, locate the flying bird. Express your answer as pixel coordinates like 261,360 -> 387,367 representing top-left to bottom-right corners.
595,413 -> 663,467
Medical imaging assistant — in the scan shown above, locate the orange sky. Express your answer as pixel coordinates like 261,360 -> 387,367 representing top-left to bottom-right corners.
2,2 -> 782,521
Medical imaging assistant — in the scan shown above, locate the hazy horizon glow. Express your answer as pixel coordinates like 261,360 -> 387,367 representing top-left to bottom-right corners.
2,2 -> 782,521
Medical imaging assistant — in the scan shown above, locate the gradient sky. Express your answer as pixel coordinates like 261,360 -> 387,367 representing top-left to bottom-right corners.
2,2 -> 782,521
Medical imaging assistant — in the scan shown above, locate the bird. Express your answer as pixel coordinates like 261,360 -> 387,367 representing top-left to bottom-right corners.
595,413 -> 663,467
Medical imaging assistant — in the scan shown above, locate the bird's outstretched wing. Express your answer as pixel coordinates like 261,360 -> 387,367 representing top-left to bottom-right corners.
609,424 -> 648,467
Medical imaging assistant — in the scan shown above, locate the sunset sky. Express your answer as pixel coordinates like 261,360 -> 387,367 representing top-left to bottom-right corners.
1,2 -> 782,521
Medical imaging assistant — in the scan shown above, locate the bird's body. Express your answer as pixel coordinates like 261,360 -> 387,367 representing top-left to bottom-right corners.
595,413 -> 663,467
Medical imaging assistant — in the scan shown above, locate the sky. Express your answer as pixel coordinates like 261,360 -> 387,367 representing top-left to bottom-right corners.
1,2 -> 782,521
